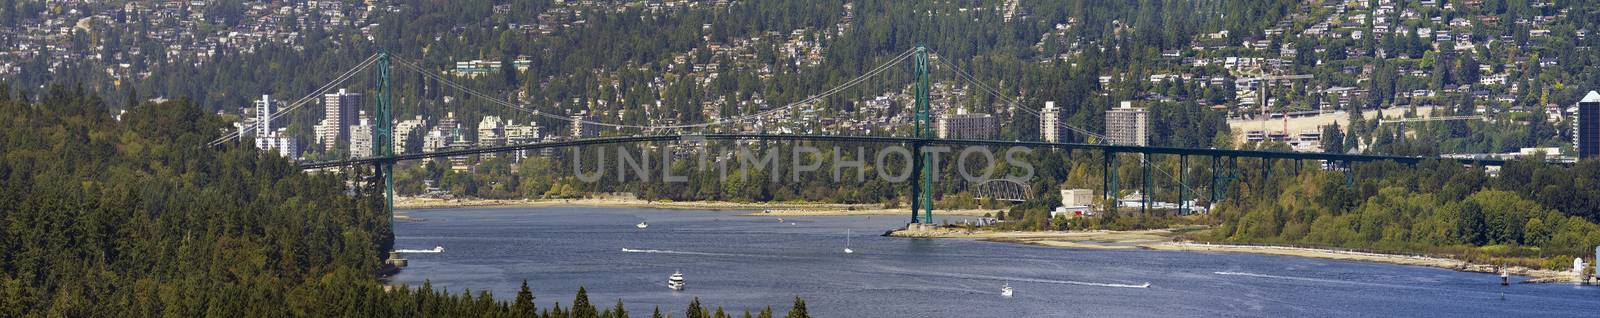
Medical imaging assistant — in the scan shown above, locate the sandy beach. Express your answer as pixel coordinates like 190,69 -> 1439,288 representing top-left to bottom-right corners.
886,227 -> 1582,283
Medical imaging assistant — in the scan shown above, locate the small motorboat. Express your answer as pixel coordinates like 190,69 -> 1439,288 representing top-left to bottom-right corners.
1001,283 -> 1013,297
636,222 -> 649,229
433,245 -> 444,253
668,271 -> 686,291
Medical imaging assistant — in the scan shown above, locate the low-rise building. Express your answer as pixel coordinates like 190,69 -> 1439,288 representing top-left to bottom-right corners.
1050,188 -> 1096,219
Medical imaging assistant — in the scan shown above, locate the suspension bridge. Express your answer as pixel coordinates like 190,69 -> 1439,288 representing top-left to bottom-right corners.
214,45 -> 1510,227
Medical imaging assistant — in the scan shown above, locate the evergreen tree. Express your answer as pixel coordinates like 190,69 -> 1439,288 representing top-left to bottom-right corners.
573,287 -> 598,318
784,297 -> 808,318
612,299 -> 629,318
125,87 -> 139,109
1321,122 -> 1345,154
502,55 -> 519,86
513,280 -> 537,317
686,297 -> 707,318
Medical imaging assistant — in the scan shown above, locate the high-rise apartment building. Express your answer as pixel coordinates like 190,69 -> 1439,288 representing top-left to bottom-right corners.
1577,91 -> 1600,160
936,108 -> 997,140
1041,101 -> 1063,143
571,114 -> 599,138
349,111 -> 374,158
315,89 -> 362,149
253,95 -> 273,138
1104,101 -> 1149,146
250,95 -> 298,159
394,115 -> 427,154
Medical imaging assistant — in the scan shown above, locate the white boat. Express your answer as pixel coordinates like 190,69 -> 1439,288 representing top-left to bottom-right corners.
636,222 -> 649,229
433,245 -> 444,253
1001,283 -> 1013,297
668,271 -> 686,290
843,229 -> 854,254
1500,268 -> 1510,286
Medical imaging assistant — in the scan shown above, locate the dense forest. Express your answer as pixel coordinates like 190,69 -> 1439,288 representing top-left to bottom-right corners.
1203,157 -> 1600,269
0,84 -> 806,317
975,151 -> 1600,269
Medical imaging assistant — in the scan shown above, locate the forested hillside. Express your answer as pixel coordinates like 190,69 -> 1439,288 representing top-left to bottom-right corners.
1207,158 -> 1600,269
0,84 -> 801,317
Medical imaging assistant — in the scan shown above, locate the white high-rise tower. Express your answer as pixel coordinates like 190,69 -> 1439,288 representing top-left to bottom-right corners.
1041,101 -> 1063,143
253,95 -> 272,138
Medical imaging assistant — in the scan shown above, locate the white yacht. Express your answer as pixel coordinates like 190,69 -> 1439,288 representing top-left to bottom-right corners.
668,271 -> 686,290
636,222 -> 649,229
1001,283 -> 1013,297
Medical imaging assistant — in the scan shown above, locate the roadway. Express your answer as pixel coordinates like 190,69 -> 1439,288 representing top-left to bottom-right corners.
298,133 -> 1504,169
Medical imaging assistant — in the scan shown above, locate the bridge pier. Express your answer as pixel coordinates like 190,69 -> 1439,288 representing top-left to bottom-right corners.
1103,151 -> 1118,214
1345,161 -> 1355,187
1210,156 -> 1219,207
1265,158 -> 1272,182
909,141 -> 923,224
1179,155 -> 1187,215
1142,154 -> 1151,216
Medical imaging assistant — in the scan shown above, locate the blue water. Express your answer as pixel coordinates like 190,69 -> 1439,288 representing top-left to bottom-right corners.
390,207 -> 1600,317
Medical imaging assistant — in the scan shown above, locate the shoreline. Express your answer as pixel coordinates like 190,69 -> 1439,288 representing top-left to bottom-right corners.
395,196 -> 999,217
394,196 -> 1582,283
887,227 -> 1583,284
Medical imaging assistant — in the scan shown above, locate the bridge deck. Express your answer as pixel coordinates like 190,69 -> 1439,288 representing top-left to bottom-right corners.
298,134 -> 1505,169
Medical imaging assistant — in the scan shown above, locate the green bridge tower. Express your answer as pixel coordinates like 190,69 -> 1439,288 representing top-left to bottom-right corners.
910,45 -> 934,224
375,52 -> 395,228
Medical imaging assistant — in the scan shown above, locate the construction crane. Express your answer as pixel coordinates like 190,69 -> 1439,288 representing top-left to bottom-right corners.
1235,71 -> 1314,138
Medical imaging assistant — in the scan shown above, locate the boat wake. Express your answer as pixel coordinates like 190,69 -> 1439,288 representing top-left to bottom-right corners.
621,248 -> 766,258
1214,271 -> 1414,289
1002,276 -> 1152,289
998,276 -> 1152,289
874,265 -> 1150,289
1215,271 -> 1373,284
395,248 -> 444,253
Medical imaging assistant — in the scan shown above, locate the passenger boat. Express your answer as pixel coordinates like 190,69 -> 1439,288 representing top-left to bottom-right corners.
668,271 -> 686,290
